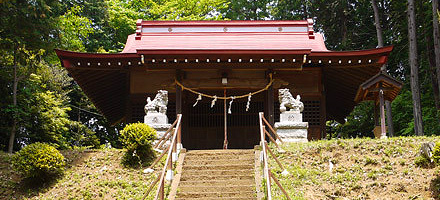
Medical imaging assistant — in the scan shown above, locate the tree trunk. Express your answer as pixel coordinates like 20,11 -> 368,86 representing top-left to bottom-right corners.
433,0 -> 440,101
426,26 -> 440,110
372,0 -> 384,48
371,0 -> 395,137
8,61 -> 18,153
407,0 -> 424,136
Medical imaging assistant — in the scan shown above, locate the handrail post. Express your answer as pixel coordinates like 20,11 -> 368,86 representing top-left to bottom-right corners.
177,122 -> 182,150
166,147 -> 173,181
159,179 -> 164,200
259,112 -> 272,200
151,114 -> 182,200
172,135 -> 178,162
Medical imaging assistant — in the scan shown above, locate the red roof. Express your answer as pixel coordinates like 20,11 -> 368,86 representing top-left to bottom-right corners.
122,33 -> 328,53
122,19 -> 328,53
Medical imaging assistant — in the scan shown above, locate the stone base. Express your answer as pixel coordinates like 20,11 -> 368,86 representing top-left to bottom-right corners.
145,114 -> 172,146
149,124 -> 172,149
280,112 -> 302,123
144,112 -> 168,125
150,124 -> 172,138
275,121 -> 308,143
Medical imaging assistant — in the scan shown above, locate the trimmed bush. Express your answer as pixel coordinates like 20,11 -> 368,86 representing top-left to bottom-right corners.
120,123 -> 157,167
11,142 -> 65,179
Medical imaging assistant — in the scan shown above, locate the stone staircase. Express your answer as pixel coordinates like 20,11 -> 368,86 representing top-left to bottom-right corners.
174,149 -> 257,200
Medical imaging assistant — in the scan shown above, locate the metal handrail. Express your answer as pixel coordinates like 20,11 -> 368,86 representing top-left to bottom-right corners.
258,112 -> 292,200
143,114 -> 182,200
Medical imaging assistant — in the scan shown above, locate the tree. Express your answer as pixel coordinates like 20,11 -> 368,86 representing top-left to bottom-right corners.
371,0 -> 395,136
433,0 -> 440,103
407,0 -> 424,135
0,0 -> 62,153
222,0 -> 271,20
58,6 -> 94,52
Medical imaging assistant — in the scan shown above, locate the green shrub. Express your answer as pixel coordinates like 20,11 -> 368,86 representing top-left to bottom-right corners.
414,155 -> 431,167
120,123 -> 157,167
11,142 -> 65,179
433,142 -> 440,165
364,156 -> 378,165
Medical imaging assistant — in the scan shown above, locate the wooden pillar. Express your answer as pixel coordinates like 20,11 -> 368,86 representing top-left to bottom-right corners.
320,92 -> 327,139
176,70 -> 182,115
379,87 -> 387,138
265,71 -> 274,127
223,89 -> 228,149
267,84 -> 274,127
175,70 -> 182,147
124,71 -> 131,123
320,69 -> 326,139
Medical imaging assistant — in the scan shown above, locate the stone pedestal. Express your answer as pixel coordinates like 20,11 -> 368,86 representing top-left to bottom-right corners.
144,112 -> 172,143
275,112 -> 308,142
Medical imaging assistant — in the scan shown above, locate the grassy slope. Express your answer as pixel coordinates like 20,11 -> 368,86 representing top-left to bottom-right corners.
0,149 -> 163,200
1,136 -> 440,199
269,136 -> 440,200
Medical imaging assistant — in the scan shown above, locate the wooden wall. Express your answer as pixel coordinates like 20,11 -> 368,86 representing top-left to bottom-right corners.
128,67 -> 326,145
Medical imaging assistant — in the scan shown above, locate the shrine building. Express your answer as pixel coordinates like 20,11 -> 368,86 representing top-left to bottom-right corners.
55,19 -> 395,149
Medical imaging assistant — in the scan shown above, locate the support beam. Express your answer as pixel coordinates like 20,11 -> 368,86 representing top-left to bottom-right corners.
175,70 -> 183,148
176,70 -> 183,115
265,70 -> 275,128
379,88 -> 387,138
267,84 -> 275,127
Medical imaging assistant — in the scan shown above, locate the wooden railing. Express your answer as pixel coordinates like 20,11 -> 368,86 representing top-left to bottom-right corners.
142,114 -> 182,200
258,112 -> 292,200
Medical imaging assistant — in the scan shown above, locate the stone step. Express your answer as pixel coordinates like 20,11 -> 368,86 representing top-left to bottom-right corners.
179,185 -> 255,193
183,158 -> 254,166
180,174 -> 254,181
184,154 -> 254,161
176,198 -> 256,200
174,149 -> 257,200
186,149 -> 254,156
179,179 -> 255,187
182,169 -> 254,176
176,191 -> 256,199
183,164 -> 254,171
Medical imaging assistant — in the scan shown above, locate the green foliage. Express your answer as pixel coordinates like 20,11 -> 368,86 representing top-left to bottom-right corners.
222,0 -> 269,20
120,123 -> 157,167
68,121 -> 101,148
432,142 -> 440,165
11,142 -> 65,179
21,74 -> 72,149
327,102 -> 375,138
0,0 -> 61,50
414,155 -> 431,167
147,0 -> 228,20
364,156 -> 378,165
58,6 -> 93,51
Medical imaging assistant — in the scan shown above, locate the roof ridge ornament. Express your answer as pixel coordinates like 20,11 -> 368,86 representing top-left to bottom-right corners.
307,18 -> 315,39
135,19 -> 142,40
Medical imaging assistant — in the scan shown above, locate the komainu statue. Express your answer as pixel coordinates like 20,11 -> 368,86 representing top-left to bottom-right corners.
278,88 -> 304,113
144,90 -> 168,115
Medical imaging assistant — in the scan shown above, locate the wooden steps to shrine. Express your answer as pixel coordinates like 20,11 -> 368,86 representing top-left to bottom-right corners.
174,149 -> 257,200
